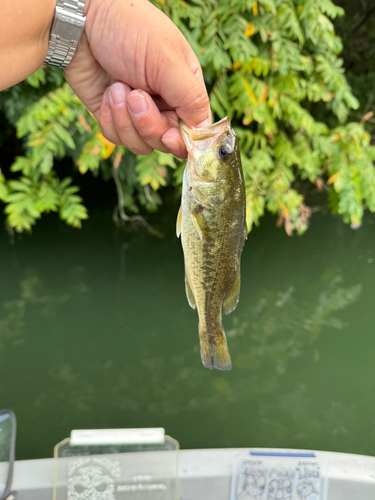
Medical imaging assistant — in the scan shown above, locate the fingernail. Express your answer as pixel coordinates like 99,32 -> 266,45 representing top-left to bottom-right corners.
109,83 -> 126,107
127,92 -> 148,117
162,137 -> 182,151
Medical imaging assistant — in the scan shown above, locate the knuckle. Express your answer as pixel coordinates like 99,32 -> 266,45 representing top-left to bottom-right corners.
113,110 -> 133,130
127,144 -> 154,156
99,109 -> 112,127
179,86 -> 210,119
192,92 -> 210,113
140,127 -> 161,143
117,124 -> 137,142
114,120 -> 141,144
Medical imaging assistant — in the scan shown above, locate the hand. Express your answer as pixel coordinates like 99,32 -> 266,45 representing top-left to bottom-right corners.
64,0 -> 211,158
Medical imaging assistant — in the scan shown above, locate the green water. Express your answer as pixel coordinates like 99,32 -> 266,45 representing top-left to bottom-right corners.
1,201 -> 375,461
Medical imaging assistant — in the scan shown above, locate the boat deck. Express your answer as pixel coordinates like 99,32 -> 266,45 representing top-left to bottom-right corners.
12,448 -> 375,500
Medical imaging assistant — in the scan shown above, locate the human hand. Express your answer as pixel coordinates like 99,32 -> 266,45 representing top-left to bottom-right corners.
64,0 -> 211,158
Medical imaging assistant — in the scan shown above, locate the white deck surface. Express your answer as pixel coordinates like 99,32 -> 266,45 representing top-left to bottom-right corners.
11,448 -> 375,500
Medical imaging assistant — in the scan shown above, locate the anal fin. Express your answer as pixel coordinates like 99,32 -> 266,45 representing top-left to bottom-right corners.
185,273 -> 196,309
223,267 -> 241,315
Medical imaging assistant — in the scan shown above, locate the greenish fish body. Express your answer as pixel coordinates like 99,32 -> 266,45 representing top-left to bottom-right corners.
177,117 -> 247,370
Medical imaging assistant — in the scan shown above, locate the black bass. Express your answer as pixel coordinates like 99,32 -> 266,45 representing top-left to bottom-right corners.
177,117 -> 247,370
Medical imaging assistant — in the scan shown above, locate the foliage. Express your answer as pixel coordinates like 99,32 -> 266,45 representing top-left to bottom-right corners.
1,0 -> 375,233
333,1 -> 375,141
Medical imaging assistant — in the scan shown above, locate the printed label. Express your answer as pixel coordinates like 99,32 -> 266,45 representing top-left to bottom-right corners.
234,459 -> 323,500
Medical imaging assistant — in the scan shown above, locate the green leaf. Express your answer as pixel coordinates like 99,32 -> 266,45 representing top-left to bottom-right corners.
52,123 -> 76,149
1,0 -> 375,236
26,68 -> 46,88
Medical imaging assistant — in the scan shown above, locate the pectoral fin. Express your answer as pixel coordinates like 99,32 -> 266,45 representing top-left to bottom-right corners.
191,210 -> 209,241
223,267 -> 241,315
176,206 -> 182,238
185,273 -> 196,309
191,182 -> 226,209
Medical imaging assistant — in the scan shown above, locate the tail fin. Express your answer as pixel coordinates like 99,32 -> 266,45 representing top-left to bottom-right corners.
199,327 -> 232,371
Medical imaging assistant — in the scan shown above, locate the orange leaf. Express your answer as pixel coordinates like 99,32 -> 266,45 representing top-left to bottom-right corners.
113,151 -> 122,169
362,111 -> 374,122
245,24 -> 255,37
280,203 -> 289,218
327,172 -> 342,184
275,215 -> 283,228
258,86 -> 268,104
97,133 -> 114,147
97,132 -> 116,159
232,60 -> 242,71
157,167 -> 167,178
78,115 -> 91,132
268,97 -> 278,107
252,2 -> 258,15
316,178 -> 324,192
242,78 -> 257,105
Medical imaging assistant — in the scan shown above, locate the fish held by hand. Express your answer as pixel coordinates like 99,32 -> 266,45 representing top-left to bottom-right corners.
177,117 -> 247,370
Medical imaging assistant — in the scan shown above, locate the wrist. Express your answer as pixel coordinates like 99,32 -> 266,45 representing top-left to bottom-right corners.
0,0 -> 55,90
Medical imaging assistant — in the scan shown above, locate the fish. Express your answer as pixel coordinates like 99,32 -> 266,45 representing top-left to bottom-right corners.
177,116 -> 247,370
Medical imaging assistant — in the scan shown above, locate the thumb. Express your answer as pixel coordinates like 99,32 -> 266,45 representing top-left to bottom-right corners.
158,62 -> 211,128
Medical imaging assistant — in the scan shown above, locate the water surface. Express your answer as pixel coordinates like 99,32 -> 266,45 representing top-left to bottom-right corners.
1,201 -> 375,460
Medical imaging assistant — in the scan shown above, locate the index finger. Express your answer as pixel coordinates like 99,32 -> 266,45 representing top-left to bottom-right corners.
158,61 -> 211,129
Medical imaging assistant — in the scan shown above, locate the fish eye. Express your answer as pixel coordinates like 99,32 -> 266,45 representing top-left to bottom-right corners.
218,145 -> 232,160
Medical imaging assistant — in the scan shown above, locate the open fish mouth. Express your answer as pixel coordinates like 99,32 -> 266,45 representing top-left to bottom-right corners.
180,116 -> 232,151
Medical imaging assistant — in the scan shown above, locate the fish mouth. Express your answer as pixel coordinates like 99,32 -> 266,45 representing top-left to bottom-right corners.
180,116 -> 232,151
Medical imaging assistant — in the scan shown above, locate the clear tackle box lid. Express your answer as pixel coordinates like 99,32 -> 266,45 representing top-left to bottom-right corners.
231,449 -> 329,500
53,428 -> 179,500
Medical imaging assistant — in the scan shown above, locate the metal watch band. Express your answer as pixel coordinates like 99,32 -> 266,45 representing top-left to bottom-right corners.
44,0 -> 86,68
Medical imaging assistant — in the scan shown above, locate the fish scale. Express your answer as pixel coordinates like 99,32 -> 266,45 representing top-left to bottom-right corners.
177,117 -> 247,371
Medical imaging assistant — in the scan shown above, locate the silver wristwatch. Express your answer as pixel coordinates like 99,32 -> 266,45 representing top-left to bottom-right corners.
44,0 -> 86,68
